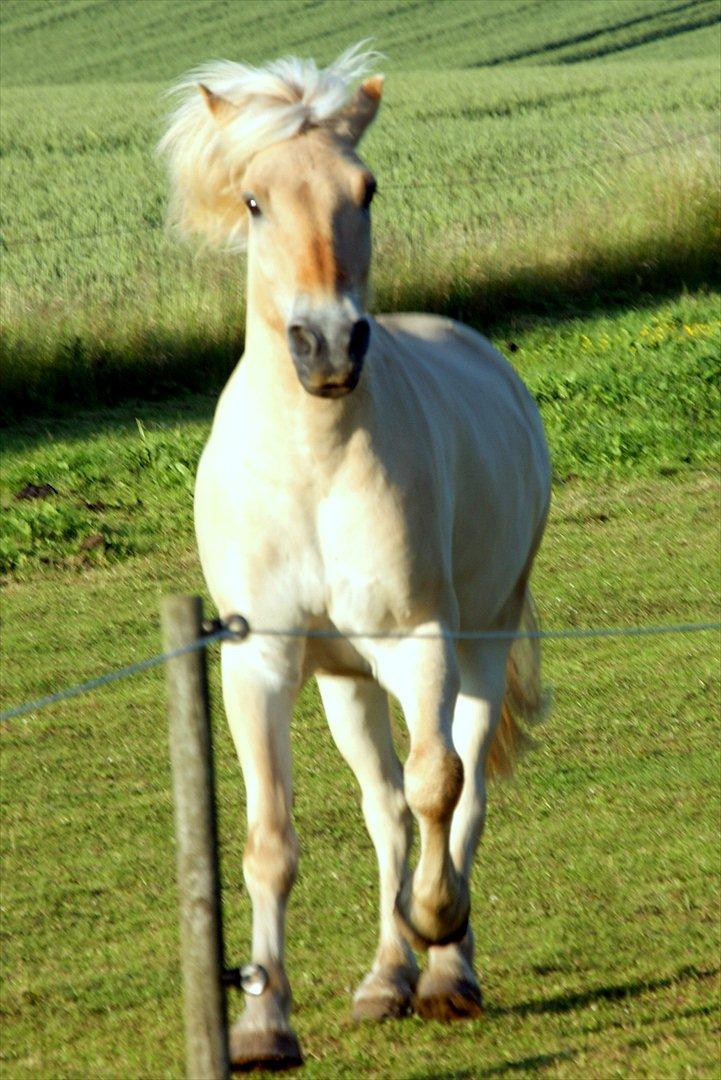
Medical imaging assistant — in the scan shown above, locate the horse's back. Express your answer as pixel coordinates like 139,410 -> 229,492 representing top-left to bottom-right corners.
374,311 -> 549,495
378,311 -> 532,392
374,312 -> 551,626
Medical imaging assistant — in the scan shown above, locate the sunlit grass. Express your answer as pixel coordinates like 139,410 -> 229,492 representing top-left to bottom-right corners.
1,470 -> 718,1079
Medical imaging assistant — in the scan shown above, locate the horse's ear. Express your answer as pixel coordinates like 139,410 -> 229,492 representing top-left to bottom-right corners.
159,84 -> 248,249
331,75 -> 384,146
198,83 -> 239,127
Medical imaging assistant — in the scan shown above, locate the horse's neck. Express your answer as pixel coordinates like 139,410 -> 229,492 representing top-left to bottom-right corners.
242,269 -> 300,400
236,294 -> 365,463
242,317 -> 299,401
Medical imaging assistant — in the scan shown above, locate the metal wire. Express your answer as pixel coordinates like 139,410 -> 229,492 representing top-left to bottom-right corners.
244,620 -> 721,642
1,617 -> 718,723
2,126 -> 716,250
0,626 -> 233,722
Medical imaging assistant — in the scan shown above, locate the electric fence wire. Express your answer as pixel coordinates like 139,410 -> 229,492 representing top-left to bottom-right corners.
2,126 -> 717,250
2,617 -> 719,723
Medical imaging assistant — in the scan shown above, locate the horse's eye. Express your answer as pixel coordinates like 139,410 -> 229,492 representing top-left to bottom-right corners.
245,195 -> 261,217
362,178 -> 377,210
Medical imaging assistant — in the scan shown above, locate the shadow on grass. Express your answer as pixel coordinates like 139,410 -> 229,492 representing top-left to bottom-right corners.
380,220 -> 719,331
0,390 -> 219,461
485,962 -> 719,1020
2,197 -> 718,425
0,329 -> 241,427
404,1048 -> 579,1080
405,965 -> 719,1079
474,0 -> 720,68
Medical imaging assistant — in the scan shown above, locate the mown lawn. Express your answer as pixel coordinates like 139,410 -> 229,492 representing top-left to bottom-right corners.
1,466 -> 719,1079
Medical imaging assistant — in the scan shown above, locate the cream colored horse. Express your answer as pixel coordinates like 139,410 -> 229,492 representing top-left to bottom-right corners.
161,44 -> 550,1071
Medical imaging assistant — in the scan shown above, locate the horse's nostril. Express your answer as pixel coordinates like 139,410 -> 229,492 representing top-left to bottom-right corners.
288,322 -> 319,360
348,318 -> 370,365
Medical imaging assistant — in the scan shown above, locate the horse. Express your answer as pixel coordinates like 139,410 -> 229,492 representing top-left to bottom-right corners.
160,43 -> 551,1071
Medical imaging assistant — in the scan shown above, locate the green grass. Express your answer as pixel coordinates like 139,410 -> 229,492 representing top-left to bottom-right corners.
1,0 -> 719,83
1,290 -> 718,577
1,469 -> 719,1079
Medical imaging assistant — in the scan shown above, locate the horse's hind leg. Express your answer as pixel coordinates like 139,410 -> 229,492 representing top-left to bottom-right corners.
317,674 -> 418,1020
414,639 -> 508,1021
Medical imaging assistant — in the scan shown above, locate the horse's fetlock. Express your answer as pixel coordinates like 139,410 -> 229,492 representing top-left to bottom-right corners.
412,860 -> 462,918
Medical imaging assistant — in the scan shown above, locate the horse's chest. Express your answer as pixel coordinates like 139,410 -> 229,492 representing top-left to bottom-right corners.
314,483 -> 434,629
197,413 -> 443,628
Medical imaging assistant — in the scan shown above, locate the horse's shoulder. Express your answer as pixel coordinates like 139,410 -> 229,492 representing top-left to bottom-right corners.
375,311 -> 469,342
374,312 -> 513,377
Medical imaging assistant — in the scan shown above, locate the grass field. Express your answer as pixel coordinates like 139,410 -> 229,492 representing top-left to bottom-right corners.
2,0 -> 720,83
2,470 -> 719,1078
1,1 -> 720,1077
1,290 -> 719,577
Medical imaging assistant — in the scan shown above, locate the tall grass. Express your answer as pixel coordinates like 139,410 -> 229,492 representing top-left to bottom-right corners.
2,0 -> 718,86
2,133 -> 718,415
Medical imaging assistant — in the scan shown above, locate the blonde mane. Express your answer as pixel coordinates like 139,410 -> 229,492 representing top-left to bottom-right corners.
158,42 -> 379,250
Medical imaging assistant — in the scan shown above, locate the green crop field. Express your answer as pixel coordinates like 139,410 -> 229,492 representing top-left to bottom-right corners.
1,1 -> 720,1078
1,0 -> 719,411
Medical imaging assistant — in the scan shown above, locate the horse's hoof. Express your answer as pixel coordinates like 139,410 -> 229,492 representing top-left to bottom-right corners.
352,968 -> 416,1022
353,990 -> 410,1022
414,971 -> 483,1022
229,1026 -> 303,1072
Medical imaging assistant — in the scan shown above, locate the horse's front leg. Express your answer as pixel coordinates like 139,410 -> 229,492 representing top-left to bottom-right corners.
377,629 -> 469,950
221,642 -> 303,1070
414,639 -> 509,1020
317,674 -> 418,1020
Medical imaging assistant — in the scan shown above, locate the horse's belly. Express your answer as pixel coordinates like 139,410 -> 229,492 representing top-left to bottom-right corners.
302,634 -> 373,680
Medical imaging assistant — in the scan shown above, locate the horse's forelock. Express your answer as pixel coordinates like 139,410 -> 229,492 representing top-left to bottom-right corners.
158,42 -> 379,250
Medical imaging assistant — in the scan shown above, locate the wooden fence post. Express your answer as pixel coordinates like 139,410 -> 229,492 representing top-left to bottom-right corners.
161,595 -> 230,1080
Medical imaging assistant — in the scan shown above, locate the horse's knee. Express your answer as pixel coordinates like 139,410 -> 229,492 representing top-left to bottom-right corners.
405,742 -> 464,822
244,821 -> 298,897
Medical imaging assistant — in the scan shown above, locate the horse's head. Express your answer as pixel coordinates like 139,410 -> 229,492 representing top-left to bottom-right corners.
160,45 -> 383,397
236,92 -> 381,396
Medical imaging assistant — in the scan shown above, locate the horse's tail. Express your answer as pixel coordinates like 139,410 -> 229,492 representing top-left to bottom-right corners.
485,588 -> 550,780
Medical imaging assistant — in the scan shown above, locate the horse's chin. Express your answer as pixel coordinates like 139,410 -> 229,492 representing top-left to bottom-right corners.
312,384 -> 357,399
302,372 -> 362,399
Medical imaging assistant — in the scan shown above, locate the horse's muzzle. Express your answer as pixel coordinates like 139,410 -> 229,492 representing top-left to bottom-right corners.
288,317 -> 370,397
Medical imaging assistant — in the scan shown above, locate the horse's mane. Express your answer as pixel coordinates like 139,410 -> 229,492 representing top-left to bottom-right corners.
158,42 -> 378,250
